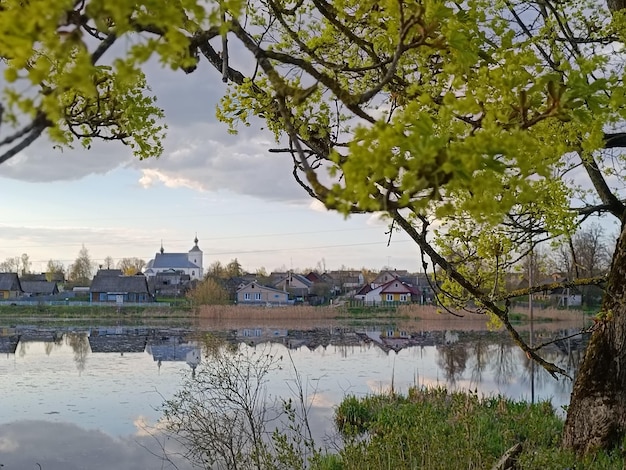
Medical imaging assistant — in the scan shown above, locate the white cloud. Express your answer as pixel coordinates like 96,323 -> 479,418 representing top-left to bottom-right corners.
138,168 -> 205,191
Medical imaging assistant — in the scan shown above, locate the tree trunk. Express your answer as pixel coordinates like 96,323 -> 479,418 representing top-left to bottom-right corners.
562,225 -> 626,454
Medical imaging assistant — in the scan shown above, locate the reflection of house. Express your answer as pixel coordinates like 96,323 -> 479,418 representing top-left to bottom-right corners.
90,270 -> 153,303
88,333 -> 148,353
0,273 -> 22,299
144,237 -> 204,280
236,328 -> 288,345
21,280 -> 60,297
236,281 -> 290,305
0,328 -> 19,354
146,336 -> 201,370
364,330 -> 413,353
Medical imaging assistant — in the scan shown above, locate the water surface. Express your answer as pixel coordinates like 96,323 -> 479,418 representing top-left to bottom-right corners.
0,321 -> 587,469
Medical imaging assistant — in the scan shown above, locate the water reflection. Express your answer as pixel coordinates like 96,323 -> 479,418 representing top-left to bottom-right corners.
0,420 -> 193,470
0,323 -> 590,467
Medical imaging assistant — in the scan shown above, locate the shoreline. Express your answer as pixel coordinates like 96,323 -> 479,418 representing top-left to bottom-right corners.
0,303 -> 592,333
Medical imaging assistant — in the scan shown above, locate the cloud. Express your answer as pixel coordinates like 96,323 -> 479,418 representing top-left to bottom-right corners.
0,420 -> 193,470
2,57 -> 313,204
138,168 -> 205,191
0,435 -> 19,452
131,121 -> 308,202
1,137 -> 133,182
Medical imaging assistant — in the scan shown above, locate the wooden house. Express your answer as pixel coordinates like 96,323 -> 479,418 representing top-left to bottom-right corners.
0,273 -> 22,299
90,271 -> 153,303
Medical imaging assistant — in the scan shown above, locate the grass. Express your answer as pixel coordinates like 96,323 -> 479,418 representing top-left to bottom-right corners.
324,387 -> 624,470
0,304 -> 192,320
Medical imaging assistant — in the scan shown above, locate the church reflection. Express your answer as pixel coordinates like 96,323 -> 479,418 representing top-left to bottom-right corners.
1,324 -> 591,387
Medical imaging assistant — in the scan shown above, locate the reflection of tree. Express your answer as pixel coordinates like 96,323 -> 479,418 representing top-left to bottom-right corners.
160,344 -> 301,469
491,341 -> 517,386
470,337 -> 489,384
436,343 -> 469,384
65,333 -> 90,373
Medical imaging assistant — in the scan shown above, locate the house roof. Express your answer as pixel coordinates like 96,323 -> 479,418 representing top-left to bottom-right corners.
95,269 -> 123,277
304,271 -> 325,283
90,274 -> 150,294
273,273 -> 313,288
355,284 -> 375,296
146,253 -> 200,270
237,281 -> 288,295
21,272 -> 65,282
380,279 -> 419,295
21,281 -> 58,295
0,273 -> 21,292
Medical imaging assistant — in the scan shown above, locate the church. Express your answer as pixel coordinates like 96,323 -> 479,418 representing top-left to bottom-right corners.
144,236 -> 204,280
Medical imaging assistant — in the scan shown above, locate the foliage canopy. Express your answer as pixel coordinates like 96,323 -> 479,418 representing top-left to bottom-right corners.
3,0 -> 626,454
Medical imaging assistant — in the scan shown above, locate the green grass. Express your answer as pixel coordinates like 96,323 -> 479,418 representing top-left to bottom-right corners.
0,304 -> 192,319
323,387 -> 624,470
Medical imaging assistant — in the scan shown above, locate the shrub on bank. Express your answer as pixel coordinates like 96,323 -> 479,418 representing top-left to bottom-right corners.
326,387 -> 622,470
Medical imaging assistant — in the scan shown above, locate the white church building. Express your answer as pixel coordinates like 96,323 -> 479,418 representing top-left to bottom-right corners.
144,237 -> 204,280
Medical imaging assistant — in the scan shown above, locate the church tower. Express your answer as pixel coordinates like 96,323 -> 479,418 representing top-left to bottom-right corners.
188,235 -> 203,279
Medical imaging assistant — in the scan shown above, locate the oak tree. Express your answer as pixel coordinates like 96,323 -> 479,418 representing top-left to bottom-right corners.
3,0 -> 626,454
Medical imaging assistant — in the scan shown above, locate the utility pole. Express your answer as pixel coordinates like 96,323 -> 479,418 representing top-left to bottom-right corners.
529,246 -> 535,404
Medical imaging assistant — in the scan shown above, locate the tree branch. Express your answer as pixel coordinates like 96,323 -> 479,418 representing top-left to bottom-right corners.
390,208 -> 569,379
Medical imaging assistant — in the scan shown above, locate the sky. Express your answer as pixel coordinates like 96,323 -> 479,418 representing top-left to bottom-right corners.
0,58 -> 422,275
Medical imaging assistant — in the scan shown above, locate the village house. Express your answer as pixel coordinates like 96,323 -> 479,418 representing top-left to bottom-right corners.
0,273 -> 22,299
90,269 -> 153,303
20,280 -> 60,297
147,269 -> 193,298
328,270 -> 365,294
272,272 -> 313,301
355,278 -> 419,304
236,281 -> 289,306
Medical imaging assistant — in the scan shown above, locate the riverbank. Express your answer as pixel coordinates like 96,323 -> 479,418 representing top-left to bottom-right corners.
0,303 -> 592,332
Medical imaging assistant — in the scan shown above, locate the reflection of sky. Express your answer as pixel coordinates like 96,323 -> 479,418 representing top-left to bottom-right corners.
0,332 -> 577,466
264,342 -> 572,417
0,420 -> 193,470
1,339 -> 189,436
1,337 -> 575,436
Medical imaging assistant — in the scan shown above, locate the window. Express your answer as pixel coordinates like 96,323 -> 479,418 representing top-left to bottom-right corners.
399,294 -> 408,302
254,292 -> 262,300
244,293 -> 251,300
386,294 -> 394,301
99,293 -> 106,301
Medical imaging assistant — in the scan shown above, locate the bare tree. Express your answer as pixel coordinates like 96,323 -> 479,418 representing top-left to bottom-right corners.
117,257 -> 146,275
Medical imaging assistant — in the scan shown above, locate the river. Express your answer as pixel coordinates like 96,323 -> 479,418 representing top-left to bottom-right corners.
0,318 -> 588,469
